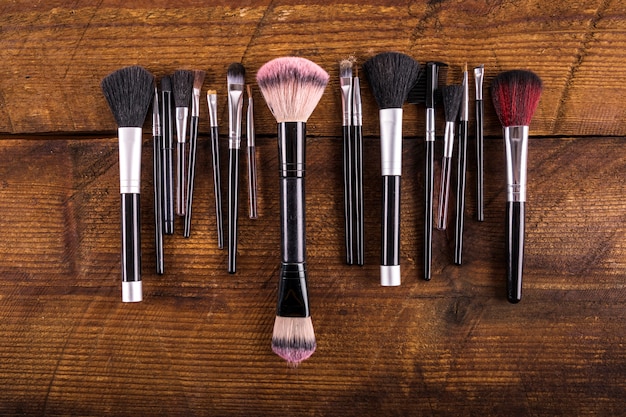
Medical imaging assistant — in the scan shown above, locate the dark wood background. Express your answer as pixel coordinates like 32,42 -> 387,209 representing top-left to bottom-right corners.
2,1 -> 626,415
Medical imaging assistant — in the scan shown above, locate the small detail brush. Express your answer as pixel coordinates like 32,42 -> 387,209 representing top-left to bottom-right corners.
152,83 -> 164,274
246,84 -> 258,219
454,64 -> 469,264
436,84 -> 463,231
339,59 -> 354,265
171,70 -> 194,218
227,63 -> 245,273
474,64 -> 485,221
183,70 -> 206,238
491,69 -> 542,303
207,90 -> 224,248
352,64 -> 364,266
160,76 -> 175,235
363,52 -> 420,286
101,65 -> 154,302
257,56 -> 329,366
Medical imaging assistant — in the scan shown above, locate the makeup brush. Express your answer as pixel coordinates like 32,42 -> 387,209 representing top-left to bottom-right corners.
171,70 -> 194,218
436,84 -> 463,231
101,65 -> 154,302
352,64 -> 364,266
453,64 -> 469,265
339,58 -> 354,265
227,63 -> 245,273
474,64 -> 485,222
256,56 -> 329,365
207,90 -> 224,248
491,69 -> 542,303
152,83 -> 164,274
363,52 -> 420,286
246,84 -> 258,219
183,70 -> 206,238
160,75 -> 175,235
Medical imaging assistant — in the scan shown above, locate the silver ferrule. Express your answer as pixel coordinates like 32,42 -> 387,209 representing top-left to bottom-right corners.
228,84 -> 244,149
380,265 -> 401,286
118,127 -> 143,194
474,65 -> 484,100
504,125 -> 529,202
443,121 -> 455,158
425,107 -> 435,142
352,77 -> 362,127
122,281 -> 142,303
207,93 -> 218,128
340,76 -> 353,126
191,87 -> 201,118
379,108 -> 403,176
247,96 -> 255,147
152,87 -> 160,137
175,107 -> 188,144
461,70 -> 469,121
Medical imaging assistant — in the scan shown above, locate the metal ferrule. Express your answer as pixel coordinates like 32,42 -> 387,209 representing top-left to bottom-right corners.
474,65 -> 484,100
247,95 -> 255,147
152,87 -> 161,137
122,281 -> 142,303
381,265 -> 401,286
426,107 -> 435,142
228,84 -> 244,149
191,87 -> 201,118
352,77 -> 362,127
175,107 -> 188,144
118,127 -> 143,194
443,121 -> 455,158
461,71 -> 469,122
340,76 -> 353,126
379,108 -> 403,176
504,125 -> 529,202
207,93 -> 218,128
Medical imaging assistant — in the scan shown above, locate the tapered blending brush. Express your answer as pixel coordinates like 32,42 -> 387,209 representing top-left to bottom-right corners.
454,64 -> 469,265
352,65 -> 364,266
474,64 -> 485,221
160,76 -> 175,235
363,52 -> 420,286
152,84 -> 164,274
246,84 -> 258,219
171,70 -> 194,218
491,69 -> 542,303
207,90 -> 224,248
256,56 -> 329,365
226,63 -> 245,273
101,65 -> 154,302
436,84 -> 463,231
339,59 -> 354,265
183,70 -> 206,238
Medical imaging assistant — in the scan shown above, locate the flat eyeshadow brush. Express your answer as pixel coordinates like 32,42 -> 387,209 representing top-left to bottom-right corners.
160,76 -> 175,235
454,64 -> 469,265
183,70 -> 206,238
207,90 -> 224,248
363,52 -> 420,286
227,63 -> 245,273
491,69 -> 542,303
474,64 -> 485,221
152,83 -> 164,274
352,65 -> 364,266
339,59 -> 354,265
171,70 -> 194,218
436,84 -> 463,231
246,84 -> 258,219
101,65 -> 154,302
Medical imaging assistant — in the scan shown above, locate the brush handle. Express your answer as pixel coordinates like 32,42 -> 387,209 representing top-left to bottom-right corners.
228,147 -> 240,273
183,116 -> 199,238
437,156 -> 452,230
176,141 -> 186,217
353,124 -> 364,266
342,125 -> 354,265
476,99 -> 484,221
506,201 -> 525,303
247,145 -> 258,219
121,193 -> 142,302
210,126 -> 224,249
381,175 -> 400,286
424,139 -> 434,280
454,120 -> 468,265
152,134 -> 164,274
161,91 -> 174,235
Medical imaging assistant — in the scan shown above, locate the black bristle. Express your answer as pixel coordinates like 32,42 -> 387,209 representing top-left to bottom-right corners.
160,75 -> 171,92
441,85 -> 463,122
171,70 -> 194,108
101,65 -> 154,128
362,52 -> 421,109
227,63 -> 245,85
406,69 -> 425,105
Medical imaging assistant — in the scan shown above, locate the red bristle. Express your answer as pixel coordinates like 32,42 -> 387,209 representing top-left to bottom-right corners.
491,70 -> 543,127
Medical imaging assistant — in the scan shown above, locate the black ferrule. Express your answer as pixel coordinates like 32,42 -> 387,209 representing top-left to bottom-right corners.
476,99 -> 484,221
121,193 -> 141,282
381,175 -> 401,267
153,135 -> 164,274
353,124 -> 364,266
162,147 -> 174,235
426,62 -> 438,109
228,147 -> 240,273
278,122 -> 305,178
454,121 -> 469,265
343,124 -> 353,265
176,141 -> 186,217
277,263 -> 310,317
424,140 -> 434,280
184,116 -> 199,238
161,91 -> 173,149
210,126 -> 224,248
506,201 -> 525,303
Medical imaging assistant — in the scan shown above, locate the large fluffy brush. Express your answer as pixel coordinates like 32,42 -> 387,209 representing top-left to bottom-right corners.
101,65 -> 154,302
256,56 -> 329,366
491,69 -> 542,304
171,70 -> 194,218
362,52 -> 420,286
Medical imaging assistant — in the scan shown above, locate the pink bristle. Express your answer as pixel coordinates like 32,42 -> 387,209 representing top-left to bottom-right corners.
491,70 -> 543,127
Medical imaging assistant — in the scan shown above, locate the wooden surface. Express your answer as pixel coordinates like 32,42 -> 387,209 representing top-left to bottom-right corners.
2,1 -> 626,416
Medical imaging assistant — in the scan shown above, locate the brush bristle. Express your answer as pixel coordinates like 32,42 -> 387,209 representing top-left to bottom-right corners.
160,75 -> 171,92
339,59 -> 353,78
193,70 -> 206,90
441,85 -> 464,122
406,70 -> 425,104
362,52 -> 420,109
491,69 -> 543,127
101,65 -> 154,128
171,70 -> 194,108
207,89 -> 217,96
227,63 -> 246,85
271,316 -> 316,366
256,57 -> 329,123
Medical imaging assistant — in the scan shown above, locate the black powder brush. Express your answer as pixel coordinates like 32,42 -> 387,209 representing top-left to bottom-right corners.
171,70 -> 194,218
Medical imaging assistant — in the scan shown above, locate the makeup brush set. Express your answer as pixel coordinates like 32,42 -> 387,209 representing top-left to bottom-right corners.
101,54 -> 541,366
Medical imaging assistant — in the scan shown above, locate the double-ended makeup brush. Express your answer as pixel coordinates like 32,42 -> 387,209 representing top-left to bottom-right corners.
257,56 -> 329,366
101,65 -> 154,302
491,69 -> 542,303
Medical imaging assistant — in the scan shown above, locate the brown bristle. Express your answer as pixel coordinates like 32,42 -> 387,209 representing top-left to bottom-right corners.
193,70 -> 206,90
491,70 -> 543,127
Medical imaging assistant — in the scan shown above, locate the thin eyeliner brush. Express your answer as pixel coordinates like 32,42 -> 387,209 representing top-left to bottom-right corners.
339,59 -> 354,265
172,70 -> 194,218
160,76 -> 175,235
474,64 -> 485,221
454,64 -> 469,265
246,85 -> 258,219
207,90 -> 224,248
152,83 -> 164,274
352,66 -> 364,266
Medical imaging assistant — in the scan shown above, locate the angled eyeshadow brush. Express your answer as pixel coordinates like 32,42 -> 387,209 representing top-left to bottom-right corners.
207,89 -> 224,248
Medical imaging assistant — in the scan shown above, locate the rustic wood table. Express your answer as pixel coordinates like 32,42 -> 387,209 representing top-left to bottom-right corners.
1,1 -> 626,415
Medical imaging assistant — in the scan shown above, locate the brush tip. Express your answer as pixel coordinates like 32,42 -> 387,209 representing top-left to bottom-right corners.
271,316 -> 316,366
160,75 -> 171,92
491,69 -> 543,126
101,65 -> 154,128
362,51 -> 420,109
171,70 -> 194,107
227,63 -> 246,85
206,89 -> 217,96
246,84 -> 252,96
441,84 -> 464,122
193,70 -> 206,89
339,59 -> 353,78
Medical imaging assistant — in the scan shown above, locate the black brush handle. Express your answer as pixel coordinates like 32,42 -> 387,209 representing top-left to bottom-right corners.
228,147 -> 240,273
454,121 -> 468,265
121,193 -> 141,283
437,156 -> 452,230
176,141 -> 186,217
161,91 -> 174,235
152,134 -> 164,274
476,99 -> 484,221
247,145 -> 258,219
342,125 -> 354,265
183,116 -> 199,238
506,201 -> 525,303
424,140 -> 434,280
381,175 -> 400,268
210,126 -> 224,249
353,124 -> 364,266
